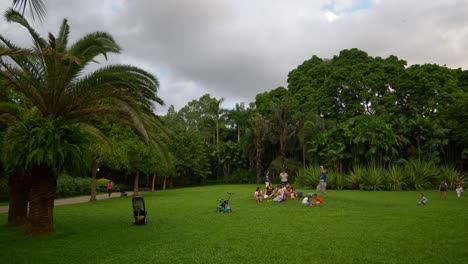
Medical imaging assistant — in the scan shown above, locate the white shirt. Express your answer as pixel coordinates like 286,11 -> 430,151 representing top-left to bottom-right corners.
280,172 -> 288,182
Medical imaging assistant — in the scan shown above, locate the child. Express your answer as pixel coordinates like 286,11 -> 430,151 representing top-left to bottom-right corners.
264,183 -> 275,199
302,193 -> 314,206
254,187 -> 263,202
418,193 -> 428,205
289,186 -> 296,200
456,185 -> 464,198
313,195 -> 323,206
273,185 -> 286,202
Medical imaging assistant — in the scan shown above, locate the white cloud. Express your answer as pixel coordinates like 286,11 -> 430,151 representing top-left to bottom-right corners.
2,0 -> 468,114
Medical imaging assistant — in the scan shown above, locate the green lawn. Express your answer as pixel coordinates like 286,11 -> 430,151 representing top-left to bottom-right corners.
1,185 -> 467,264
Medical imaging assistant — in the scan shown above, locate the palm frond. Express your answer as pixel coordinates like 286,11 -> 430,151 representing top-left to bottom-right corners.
4,8 -> 47,49
12,0 -> 46,22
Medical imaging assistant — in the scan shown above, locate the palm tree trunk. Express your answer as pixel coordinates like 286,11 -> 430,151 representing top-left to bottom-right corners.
89,160 -> 99,202
25,165 -> 56,236
280,130 -> 287,170
256,150 -> 262,185
151,173 -> 156,192
216,121 -> 220,145
7,169 -> 30,227
133,171 -> 140,196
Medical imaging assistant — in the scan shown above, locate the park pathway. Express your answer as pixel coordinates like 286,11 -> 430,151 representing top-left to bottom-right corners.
0,191 -> 137,214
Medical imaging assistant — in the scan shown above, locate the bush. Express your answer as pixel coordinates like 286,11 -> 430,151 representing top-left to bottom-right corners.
438,164 -> 465,189
385,165 -> 405,191
224,168 -> 256,184
328,171 -> 347,190
97,178 -> 113,192
295,165 -> 321,188
56,175 -> 91,198
361,165 -> 385,191
347,166 -> 366,190
403,159 -> 438,190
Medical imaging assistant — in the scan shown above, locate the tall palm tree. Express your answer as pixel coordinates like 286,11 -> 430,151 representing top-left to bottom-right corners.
270,101 -> 298,170
247,113 -> 270,184
0,9 -> 163,236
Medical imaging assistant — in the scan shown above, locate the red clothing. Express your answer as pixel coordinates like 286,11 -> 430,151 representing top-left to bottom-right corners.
107,182 -> 113,190
315,197 -> 323,203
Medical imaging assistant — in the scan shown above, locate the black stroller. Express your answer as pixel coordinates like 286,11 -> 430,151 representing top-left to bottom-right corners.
132,196 -> 147,225
216,192 -> 233,213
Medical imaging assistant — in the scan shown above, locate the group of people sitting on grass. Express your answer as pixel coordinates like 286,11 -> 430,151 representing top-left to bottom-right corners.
254,183 -> 323,206
254,183 -> 296,202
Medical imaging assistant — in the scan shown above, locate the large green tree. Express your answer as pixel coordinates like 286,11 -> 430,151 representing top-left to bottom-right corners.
0,10 -> 163,236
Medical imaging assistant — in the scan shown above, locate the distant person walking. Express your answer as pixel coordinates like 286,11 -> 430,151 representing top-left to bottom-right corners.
264,169 -> 271,188
279,169 -> 289,185
107,181 -> 113,197
439,181 -> 447,200
317,165 -> 328,196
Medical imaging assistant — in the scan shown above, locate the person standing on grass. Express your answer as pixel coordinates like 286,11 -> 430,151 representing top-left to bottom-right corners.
264,169 -> 271,188
317,165 -> 328,196
107,181 -> 113,197
439,181 -> 447,200
279,169 -> 289,185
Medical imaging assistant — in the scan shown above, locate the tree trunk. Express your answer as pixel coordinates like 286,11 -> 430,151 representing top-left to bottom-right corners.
169,176 -> 174,188
7,169 -> 30,227
133,171 -> 140,196
237,126 -> 240,143
280,130 -> 287,170
216,121 -> 220,145
89,160 -> 99,202
151,173 -> 156,192
24,165 -> 56,236
256,150 -> 262,185
163,176 -> 167,190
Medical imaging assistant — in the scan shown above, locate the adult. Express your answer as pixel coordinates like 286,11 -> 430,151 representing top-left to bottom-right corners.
264,169 -> 271,188
107,181 -> 113,197
439,181 -> 447,200
317,165 -> 328,197
279,169 -> 289,185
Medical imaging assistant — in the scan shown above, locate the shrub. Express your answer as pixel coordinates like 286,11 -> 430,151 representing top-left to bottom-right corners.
347,165 -> 366,190
361,165 -> 385,191
403,159 -> 438,190
56,175 -> 91,198
328,171 -> 347,190
438,164 -> 465,189
295,165 -> 321,188
97,178 -> 113,192
224,168 -> 256,184
385,165 -> 405,191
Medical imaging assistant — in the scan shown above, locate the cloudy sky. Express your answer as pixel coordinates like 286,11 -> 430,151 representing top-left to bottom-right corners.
2,0 -> 468,113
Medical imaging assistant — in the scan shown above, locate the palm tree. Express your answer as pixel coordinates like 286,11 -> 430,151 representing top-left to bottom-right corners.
0,102 -> 31,226
0,9 -> 163,236
247,113 -> 270,184
270,101 -> 298,170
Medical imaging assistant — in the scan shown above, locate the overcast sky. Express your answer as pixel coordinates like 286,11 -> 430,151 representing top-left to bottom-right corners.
2,0 -> 468,113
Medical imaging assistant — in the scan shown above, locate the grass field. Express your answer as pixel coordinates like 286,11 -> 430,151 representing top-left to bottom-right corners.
1,185 -> 467,264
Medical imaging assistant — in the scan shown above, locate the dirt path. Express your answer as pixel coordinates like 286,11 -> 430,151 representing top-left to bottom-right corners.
0,191 -> 135,214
